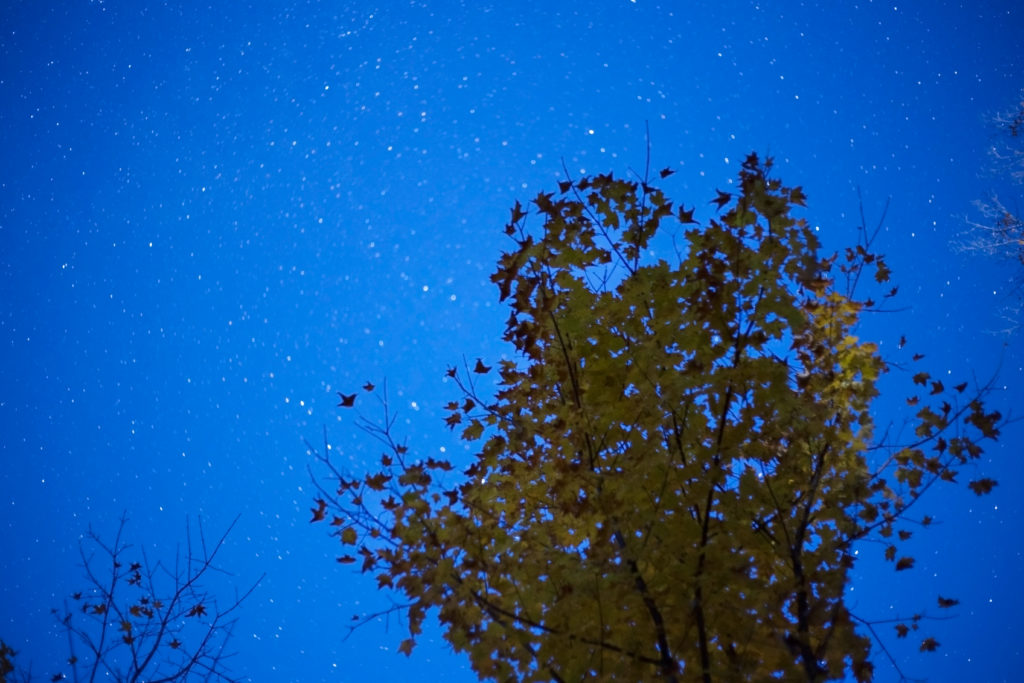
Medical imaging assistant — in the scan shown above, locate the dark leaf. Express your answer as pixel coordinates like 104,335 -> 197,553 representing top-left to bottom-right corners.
711,189 -> 731,209
678,205 -> 697,224
310,498 -> 327,523
967,478 -> 998,495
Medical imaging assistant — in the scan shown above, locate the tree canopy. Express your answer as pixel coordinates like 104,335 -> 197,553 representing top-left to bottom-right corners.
311,153 -> 1004,682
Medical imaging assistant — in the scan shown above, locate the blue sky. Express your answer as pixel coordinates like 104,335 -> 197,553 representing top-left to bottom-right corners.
1,1 -> 1021,680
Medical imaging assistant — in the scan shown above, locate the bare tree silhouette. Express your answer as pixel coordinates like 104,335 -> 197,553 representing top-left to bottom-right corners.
2,513 -> 261,682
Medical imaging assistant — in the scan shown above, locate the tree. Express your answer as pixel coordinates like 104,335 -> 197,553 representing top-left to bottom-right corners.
311,153 -> 1004,682
957,89 -> 1024,321
2,514 -> 261,682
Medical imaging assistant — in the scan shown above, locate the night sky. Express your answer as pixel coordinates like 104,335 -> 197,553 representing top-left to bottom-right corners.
2,2 -> 1022,681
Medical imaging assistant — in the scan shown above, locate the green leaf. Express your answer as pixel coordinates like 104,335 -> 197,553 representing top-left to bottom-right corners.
462,419 -> 485,441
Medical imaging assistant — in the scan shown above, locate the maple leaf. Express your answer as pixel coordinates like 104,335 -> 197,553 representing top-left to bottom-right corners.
337,392 -> 356,407
310,498 -> 328,523
937,596 -> 960,608
473,358 -> 492,374
365,472 -> 391,491
659,167 -> 674,178
967,477 -> 998,495
710,188 -> 731,209
187,604 -> 206,617
509,200 -> 526,224
169,638 -> 182,649
363,382 -> 375,392
789,185 -> 807,206
462,419 -> 484,441
895,557 -> 916,571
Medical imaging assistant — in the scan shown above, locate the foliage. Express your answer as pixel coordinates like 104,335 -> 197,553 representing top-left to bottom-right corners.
3,514 -> 261,683
1,641 -> 16,682
311,154 -> 1004,682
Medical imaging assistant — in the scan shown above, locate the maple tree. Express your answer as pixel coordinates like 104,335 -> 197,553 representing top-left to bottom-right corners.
1,513 -> 260,682
311,153 -> 1004,681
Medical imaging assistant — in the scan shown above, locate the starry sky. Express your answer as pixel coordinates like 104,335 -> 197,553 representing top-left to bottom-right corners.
1,1 -> 1021,681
